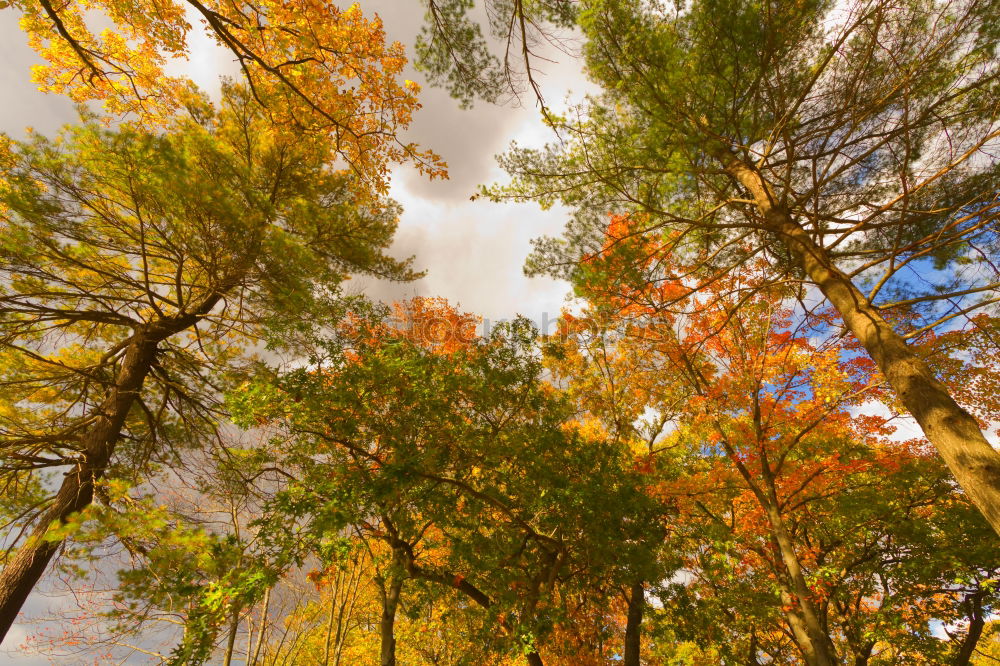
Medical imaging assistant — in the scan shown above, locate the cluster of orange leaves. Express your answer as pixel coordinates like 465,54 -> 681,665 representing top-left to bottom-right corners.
390,297 -> 481,354
337,297 -> 480,365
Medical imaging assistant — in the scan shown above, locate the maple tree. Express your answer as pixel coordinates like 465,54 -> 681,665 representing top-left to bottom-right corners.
546,253 -> 1000,665
227,297 -> 664,666
2,0 -> 1000,662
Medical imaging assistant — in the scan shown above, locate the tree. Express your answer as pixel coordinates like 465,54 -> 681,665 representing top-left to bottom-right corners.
228,297 -> 664,666
17,439 -> 288,665
424,0 -> 1000,535
6,0 -> 445,189
236,539 -> 377,666
0,84 -> 419,642
414,0 -> 578,110
547,259 -> 1000,665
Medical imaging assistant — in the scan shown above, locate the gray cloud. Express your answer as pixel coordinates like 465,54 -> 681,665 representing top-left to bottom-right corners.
394,85 -> 524,201
365,1 -> 528,201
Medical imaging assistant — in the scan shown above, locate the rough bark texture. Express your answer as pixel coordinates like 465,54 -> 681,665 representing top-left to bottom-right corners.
722,151 -> 1000,538
623,580 -> 645,666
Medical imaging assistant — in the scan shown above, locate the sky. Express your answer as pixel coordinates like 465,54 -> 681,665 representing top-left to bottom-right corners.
340,0 -> 583,330
0,3 -> 592,662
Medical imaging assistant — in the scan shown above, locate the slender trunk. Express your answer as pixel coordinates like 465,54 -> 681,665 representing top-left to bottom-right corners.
953,591 -> 985,666
746,630 -> 760,666
378,576 -> 403,666
722,151 -> 1000,537
839,605 -> 874,666
764,504 -> 836,666
222,604 -> 242,666
709,389 -> 834,666
333,562 -> 364,666
249,586 -> 271,666
623,580 -> 644,666
323,572 -> 339,665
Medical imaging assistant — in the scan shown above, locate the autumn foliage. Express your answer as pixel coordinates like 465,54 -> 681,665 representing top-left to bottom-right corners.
10,0 -> 446,190
2,0 -> 1000,664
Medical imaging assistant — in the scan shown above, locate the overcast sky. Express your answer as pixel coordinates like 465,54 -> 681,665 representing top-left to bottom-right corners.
0,3 -> 591,662
357,0 -> 593,332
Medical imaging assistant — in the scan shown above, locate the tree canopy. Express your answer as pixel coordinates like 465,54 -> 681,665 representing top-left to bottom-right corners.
481,0 -> 1000,537
1,0 -> 999,664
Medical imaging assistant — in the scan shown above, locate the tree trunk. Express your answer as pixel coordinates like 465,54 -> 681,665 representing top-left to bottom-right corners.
709,387 -> 836,666
324,574 -> 338,665
746,630 -> 761,666
249,586 -> 271,666
721,151 -> 1000,537
623,580 -> 644,666
764,504 -> 837,666
222,603 -> 242,666
851,639 -> 875,665
953,591 -> 986,666
378,576 -> 403,666
0,334 -> 159,642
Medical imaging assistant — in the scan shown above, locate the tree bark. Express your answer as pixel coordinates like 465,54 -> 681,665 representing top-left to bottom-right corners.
0,333 -> 159,642
953,591 -> 986,666
249,586 -> 270,666
709,391 -> 836,666
222,603 -> 242,666
746,630 -> 761,666
721,151 -> 1000,537
765,504 -> 837,666
623,580 -> 644,666
324,570 -> 339,665
851,639 -> 875,665
377,576 -> 403,666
